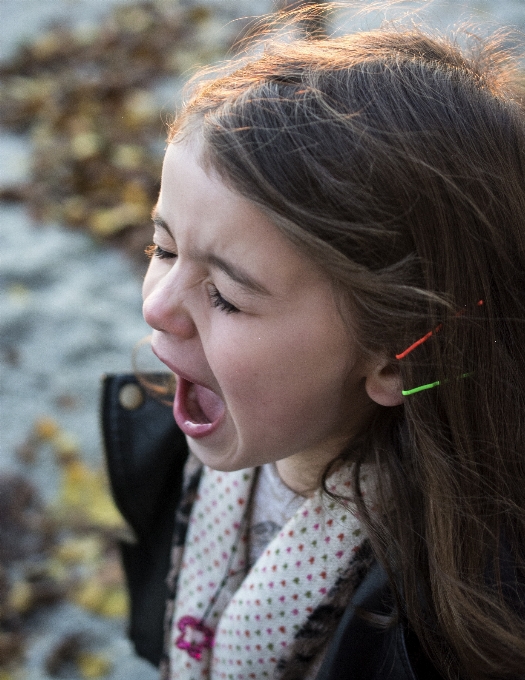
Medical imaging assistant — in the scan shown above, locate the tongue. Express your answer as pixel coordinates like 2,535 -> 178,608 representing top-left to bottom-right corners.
187,383 -> 225,424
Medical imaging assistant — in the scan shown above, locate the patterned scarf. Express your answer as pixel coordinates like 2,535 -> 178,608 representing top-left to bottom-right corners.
166,462 -> 375,680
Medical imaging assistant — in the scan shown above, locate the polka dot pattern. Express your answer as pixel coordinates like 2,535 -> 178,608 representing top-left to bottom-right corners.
171,468 -> 255,679
170,466 -> 367,680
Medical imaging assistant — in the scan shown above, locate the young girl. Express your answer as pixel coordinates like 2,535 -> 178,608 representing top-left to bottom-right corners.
103,9 -> 525,680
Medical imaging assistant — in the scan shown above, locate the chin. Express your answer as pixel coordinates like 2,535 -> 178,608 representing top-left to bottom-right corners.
186,440 -> 248,472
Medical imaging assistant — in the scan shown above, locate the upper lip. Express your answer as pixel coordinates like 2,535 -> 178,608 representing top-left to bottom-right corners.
151,342 -> 214,391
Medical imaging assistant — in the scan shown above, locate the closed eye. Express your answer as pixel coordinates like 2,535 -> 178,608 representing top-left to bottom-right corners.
209,285 -> 239,314
145,244 -> 177,260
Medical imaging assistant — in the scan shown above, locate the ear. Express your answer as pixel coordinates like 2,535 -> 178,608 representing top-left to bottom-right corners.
365,358 -> 404,407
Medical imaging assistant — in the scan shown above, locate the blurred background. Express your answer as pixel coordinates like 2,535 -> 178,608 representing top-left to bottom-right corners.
0,1 -> 524,679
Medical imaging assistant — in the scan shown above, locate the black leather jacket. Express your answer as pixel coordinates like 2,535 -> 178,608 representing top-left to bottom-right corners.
102,374 -> 443,679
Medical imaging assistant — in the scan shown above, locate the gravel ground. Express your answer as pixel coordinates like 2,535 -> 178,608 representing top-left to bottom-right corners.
1,1 -> 525,679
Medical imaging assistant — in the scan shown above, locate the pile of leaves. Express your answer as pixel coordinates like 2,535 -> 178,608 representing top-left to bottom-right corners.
1,417 -> 131,679
0,0 -> 239,263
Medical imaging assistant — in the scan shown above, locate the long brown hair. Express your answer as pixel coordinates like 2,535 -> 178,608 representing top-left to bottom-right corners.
168,9 -> 525,678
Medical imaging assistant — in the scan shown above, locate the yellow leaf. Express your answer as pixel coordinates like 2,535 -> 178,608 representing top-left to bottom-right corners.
8,581 -> 32,614
97,588 -> 128,618
77,652 -> 112,678
52,431 -> 81,461
72,579 -> 128,618
54,536 -> 103,565
72,578 -> 105,613
71,132 -> 102,160
54,458 -> 126,531
34,416 -> 60,441
89,203 -> 147,237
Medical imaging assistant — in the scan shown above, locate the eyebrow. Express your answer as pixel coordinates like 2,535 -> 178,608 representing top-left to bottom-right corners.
152,211 -> 271,296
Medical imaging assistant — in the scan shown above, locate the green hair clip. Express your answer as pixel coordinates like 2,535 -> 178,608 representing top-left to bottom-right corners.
401,373 -> 473,396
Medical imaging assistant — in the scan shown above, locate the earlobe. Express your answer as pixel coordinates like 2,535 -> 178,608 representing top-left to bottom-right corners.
365,361 -> 405,407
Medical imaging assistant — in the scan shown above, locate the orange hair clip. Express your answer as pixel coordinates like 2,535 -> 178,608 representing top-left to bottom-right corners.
396,300 -> 484,360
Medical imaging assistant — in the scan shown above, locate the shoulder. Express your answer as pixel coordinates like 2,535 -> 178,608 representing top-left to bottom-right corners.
316,560 -> 442,680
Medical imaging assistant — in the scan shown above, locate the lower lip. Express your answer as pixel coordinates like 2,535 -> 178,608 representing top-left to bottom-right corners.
173,376 -> 224,439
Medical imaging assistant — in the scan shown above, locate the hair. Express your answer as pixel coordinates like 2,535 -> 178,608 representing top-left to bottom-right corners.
166,7 -> 525,679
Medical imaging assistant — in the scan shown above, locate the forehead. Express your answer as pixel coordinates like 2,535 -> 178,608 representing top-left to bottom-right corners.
157,141 -> 328,291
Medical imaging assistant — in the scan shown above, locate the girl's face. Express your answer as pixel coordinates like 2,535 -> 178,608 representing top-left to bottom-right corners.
142,141 -> 377,476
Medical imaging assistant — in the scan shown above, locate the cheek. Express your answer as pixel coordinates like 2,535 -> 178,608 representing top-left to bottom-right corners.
210,324 -> 352,421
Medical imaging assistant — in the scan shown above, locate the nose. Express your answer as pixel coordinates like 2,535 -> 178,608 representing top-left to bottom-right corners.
142,264 -> 197,340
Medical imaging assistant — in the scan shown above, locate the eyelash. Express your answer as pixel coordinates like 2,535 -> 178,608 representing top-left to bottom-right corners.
145,244 -> 177,260
209,286 -> 239,314
146,244 -> 239,314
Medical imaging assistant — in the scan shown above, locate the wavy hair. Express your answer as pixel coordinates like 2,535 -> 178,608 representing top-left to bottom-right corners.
167,9 -> 525,678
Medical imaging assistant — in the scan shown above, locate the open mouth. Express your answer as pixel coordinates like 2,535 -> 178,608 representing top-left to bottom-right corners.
173,376 -> 225,438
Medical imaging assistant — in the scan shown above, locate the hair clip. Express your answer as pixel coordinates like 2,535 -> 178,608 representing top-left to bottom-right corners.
402,372 -> 473,396
396,300 -> 483,360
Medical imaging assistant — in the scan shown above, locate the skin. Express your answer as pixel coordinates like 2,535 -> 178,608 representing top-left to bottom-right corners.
142,140 -> 388,495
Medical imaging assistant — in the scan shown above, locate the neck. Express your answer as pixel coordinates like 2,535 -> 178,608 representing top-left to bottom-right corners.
275,444 -> 344,497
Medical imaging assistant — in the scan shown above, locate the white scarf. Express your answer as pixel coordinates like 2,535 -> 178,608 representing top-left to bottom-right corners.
170,465 -> 368,679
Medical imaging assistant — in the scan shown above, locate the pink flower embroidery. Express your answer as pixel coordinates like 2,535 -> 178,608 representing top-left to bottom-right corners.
175,616 -> 214,660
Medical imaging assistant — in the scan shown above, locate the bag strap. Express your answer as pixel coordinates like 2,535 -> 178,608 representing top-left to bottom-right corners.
101,373 -> 189,665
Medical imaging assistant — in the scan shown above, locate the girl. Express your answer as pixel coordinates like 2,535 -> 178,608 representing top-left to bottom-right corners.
103,8 -> 525,680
